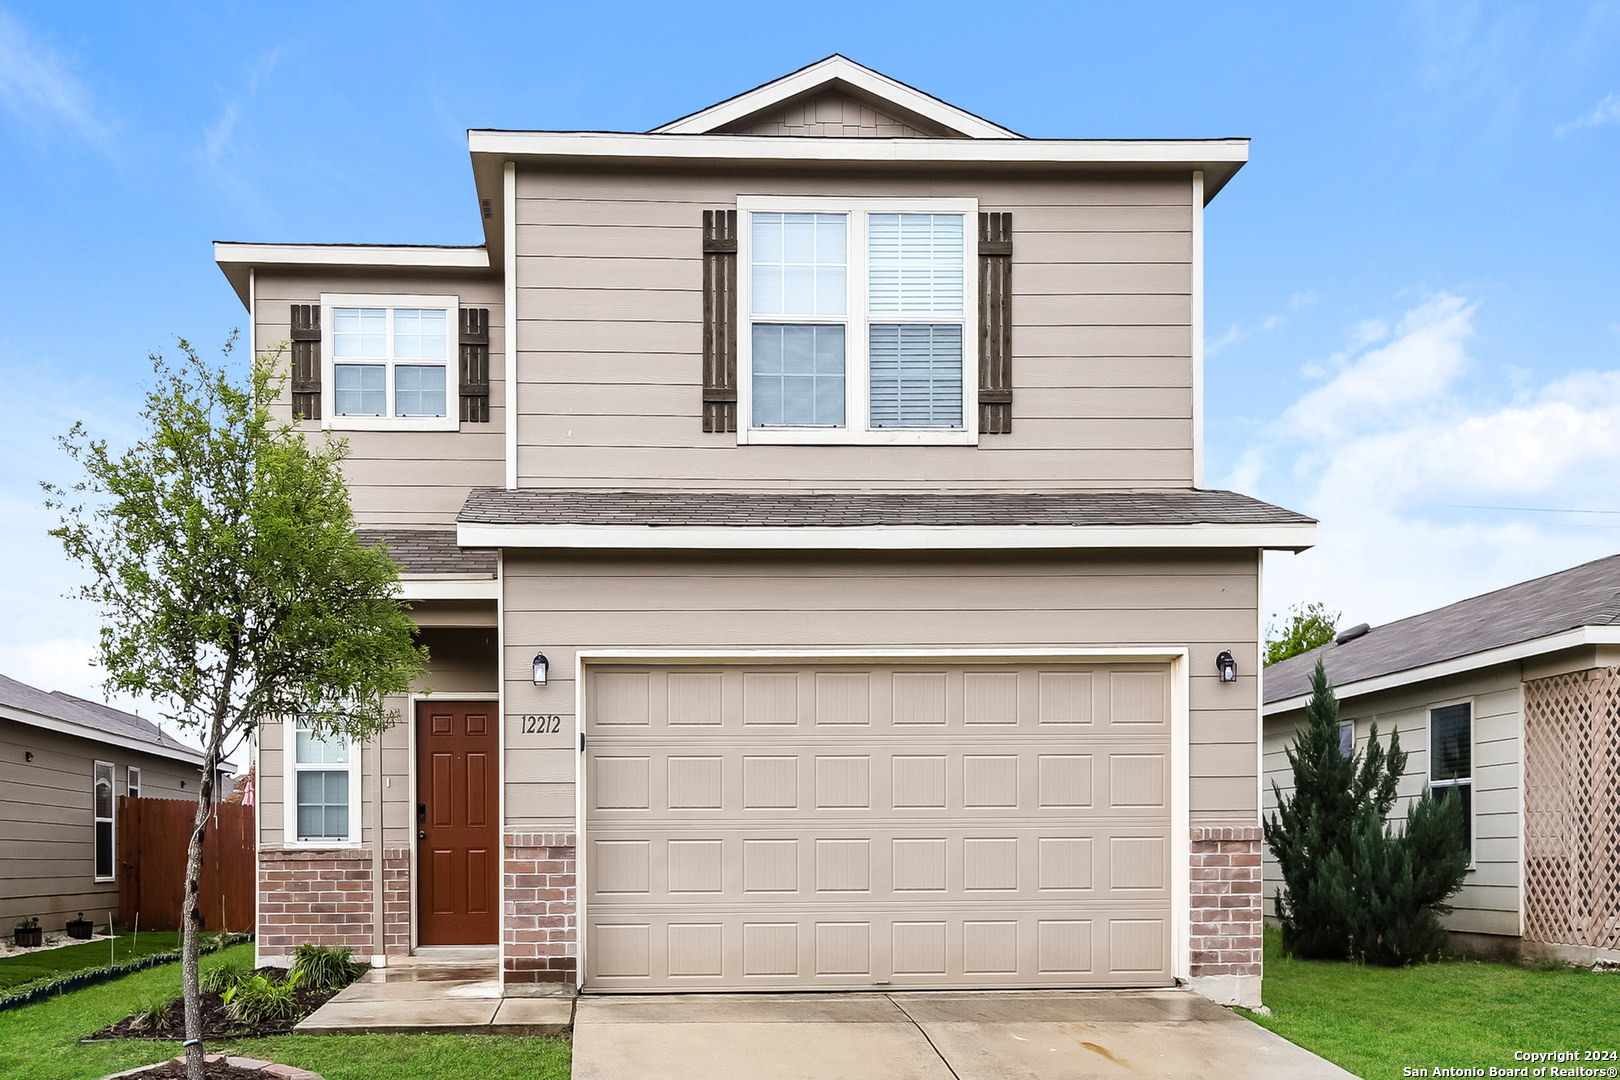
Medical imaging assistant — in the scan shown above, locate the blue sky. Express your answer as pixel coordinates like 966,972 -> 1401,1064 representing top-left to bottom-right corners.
2,1 -> 1619,741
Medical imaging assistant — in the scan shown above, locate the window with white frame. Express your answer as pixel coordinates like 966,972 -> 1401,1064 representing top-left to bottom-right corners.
289,721 -> 356,843
739,198 -> 976,444
127,766 -> 141,800
321,295 -> 457,431
94,761 -> 114,880
1429,702 -> 1473,858
1338,720 -> 1354,759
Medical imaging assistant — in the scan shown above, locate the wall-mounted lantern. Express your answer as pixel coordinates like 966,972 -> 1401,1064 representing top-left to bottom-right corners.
532,652 -> 550,686
1216,650 -> 1237,683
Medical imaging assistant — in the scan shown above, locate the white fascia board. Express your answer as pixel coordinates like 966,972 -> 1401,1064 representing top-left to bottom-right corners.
395,576 -> 499,601
457,521 -> 1315,552
468,130 -> 1248,170
652,56 -> 1019,139
214,243 -> 490,269
0,703 -> 206,766
1261,624 -> 1620,716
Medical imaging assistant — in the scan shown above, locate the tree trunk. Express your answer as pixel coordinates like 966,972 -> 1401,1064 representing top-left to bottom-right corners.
182,705 -> 227,1080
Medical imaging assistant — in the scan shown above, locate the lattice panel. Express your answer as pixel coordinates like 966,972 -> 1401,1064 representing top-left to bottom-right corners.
1523,667 -> 1620,950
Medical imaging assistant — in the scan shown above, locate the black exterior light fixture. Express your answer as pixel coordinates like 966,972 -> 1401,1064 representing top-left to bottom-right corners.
532,652 -> 550,686
1216,650 -> 1238,683
24,751 -> 32,763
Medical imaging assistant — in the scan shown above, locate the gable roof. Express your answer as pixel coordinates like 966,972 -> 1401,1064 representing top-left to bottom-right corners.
1264,552 -> 1620,710
652,55 -> 1020,139
0,672 -> 207,765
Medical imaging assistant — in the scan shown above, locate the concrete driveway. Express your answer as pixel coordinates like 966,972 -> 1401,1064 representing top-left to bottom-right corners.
571,989 -> 1355,1080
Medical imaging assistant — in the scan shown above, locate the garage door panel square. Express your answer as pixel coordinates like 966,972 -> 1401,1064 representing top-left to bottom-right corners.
893,922 -> 947,975
964,671 -> 1018,725
892,837 -> 947,891
964,921 -> 1018,973
815,838 -> 871,892
744,672 -> 799,725
668,839 -> 723,893
1109,836 -> 1166,891
743,923 -> 798,976
1109,754 -> 1166,808
668,672 -> 723,726
892,755 -> 946,808
964,755 -> 1018,808
815,923 -> 871,975
594,840 -> 651,895
893,671 -> 947,725
1038,920 -> 1093,974
1038,671 -> 1093,725
1038,754 -> 1093,808
595,672 -> 651,726
1109,671 -> 1166,727
743,756 -> 798,809
667,923 -> 723,977
594,756 -> 650,810
815,672 -> 870,725
816,756 -> 871,808
667,756 -> 722,809
743,839 -> 799,893
1038,836 -> 1093,890
594,924 -> 650,978
963,837 -> 1018,891
1109,919 -> 1167,974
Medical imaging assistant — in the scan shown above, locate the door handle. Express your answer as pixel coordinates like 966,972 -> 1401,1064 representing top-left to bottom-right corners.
419,831 -> 426,840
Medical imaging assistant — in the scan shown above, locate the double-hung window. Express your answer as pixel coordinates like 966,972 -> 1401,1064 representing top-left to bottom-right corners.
1429,702 -> 1473,859
94,761 -> 115,881
287,721 -> 357,844
321,294 -> 458,431
127,766 -> 141,800
739,197 -> 977,444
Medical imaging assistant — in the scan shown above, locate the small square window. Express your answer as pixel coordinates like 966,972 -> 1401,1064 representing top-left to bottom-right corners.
322,297 -> 458,430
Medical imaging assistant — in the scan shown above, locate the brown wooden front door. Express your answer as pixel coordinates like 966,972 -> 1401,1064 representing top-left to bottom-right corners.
416,701 -> 498,946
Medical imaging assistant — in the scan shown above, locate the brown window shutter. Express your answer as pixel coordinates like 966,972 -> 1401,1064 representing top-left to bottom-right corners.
459,308 -> 491,423
702,209 -> 738,433
289,304 -> 321,420
978,212 -> 1013,434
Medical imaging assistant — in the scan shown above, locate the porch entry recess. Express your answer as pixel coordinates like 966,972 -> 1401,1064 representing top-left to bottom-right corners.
416,701 -> 499,946
583,661 -> 1174,991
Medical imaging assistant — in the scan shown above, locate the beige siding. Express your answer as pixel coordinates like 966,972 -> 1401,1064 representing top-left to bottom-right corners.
718,89 -> 945,138
253,270 -> 505,529
1261,663 -> 1523,937
512,167 -> 1195,490
502,549 -> 1261,830
0,719 -> 202,929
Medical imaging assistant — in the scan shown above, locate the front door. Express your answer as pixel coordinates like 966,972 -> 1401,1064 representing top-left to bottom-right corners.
416,701 -> 498,946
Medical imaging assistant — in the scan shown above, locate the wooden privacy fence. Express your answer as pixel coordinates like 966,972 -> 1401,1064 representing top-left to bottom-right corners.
118,796 -> 255,933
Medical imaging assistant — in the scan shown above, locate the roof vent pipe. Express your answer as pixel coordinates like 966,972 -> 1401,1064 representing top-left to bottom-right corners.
1334,623 -> 1371,645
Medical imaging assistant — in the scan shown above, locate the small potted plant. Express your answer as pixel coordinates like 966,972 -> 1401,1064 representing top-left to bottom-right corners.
14,917 -> 42,948
66,912 -> 94,939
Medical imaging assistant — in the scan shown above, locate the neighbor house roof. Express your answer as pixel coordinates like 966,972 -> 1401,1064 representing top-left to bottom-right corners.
1264,553 -> 1620,712
455,488 -> 1316,552
0,673 -> 208,766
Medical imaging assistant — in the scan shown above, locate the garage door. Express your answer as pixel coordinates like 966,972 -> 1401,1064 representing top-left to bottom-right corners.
582,662 -> 1172,991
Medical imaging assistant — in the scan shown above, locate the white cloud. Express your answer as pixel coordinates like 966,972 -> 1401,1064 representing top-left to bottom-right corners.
1555,91 -> 1620,136
1236,292 -> 1620,629
1206,290 -> 1317,358
0,9 -> 113,147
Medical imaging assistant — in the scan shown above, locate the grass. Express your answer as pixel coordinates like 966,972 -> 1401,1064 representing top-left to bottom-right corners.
0,934 -> 184,994
1241,927 -> 1620,1079
0,942 -> 572,1080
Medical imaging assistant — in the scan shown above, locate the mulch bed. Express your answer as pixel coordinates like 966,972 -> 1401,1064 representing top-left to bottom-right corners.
87,968 -> 346,1041
114,1061 -> 273,1079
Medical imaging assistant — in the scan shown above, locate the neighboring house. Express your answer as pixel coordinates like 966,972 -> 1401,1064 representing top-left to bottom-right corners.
215,56 -> 1316,1007
1263,553 -> 1620,964
0,673 -> 230,932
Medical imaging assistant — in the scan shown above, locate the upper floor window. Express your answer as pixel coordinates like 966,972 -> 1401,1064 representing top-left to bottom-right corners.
321,294 -> 458,432
737,197 -> 978,445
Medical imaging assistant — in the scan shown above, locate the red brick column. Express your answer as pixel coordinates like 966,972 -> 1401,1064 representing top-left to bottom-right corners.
504,831 -> 577,984
1188,825 -> 1263,1008
258,848 -> 375,960
381,848 -> 411,956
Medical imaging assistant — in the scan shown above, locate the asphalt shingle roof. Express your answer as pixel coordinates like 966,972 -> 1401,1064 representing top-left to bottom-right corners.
0,673 -> 202,759
456,488 -> 1314,528
359,529 -> 498,576
1264,553 -> 1620,705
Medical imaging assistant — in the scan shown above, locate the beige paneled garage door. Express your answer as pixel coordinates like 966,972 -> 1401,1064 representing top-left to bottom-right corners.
583,662 -> 1172,991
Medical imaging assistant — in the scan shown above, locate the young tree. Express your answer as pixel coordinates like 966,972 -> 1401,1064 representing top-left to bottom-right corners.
1264,659 -> 1470,963
1265,602 -> 1340,666
44,336 -> 426,1080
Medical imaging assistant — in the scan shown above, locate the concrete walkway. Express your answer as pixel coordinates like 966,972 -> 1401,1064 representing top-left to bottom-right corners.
571,990 -> 1356,1080
295,962 -> 574,1037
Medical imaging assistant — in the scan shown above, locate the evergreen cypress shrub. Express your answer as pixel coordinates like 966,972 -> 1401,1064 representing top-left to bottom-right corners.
1263,659 -> 1470,963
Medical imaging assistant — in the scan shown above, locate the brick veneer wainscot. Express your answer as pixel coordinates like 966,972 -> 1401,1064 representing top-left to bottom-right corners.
1188,826 -> 1264,979
258,848 -> 377,955
504,831 -> 577,983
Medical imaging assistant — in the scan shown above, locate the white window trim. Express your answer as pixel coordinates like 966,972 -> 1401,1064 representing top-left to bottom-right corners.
281,720 -> 362,848
736,195 -> 979,446
320,293 -> 460,432
93,760 -> 115,882
127,765 -> 141,800
1427,697 -> 1476,869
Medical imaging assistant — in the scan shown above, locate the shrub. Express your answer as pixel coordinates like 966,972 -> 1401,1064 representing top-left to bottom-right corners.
1264,659 -> 1470,964
221,970 -> 301,1025
200,953 -> 252,994
291,942 -> 364,991
129,991 -> 177,1033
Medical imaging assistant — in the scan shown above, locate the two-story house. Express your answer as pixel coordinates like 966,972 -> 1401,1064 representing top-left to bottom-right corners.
215,57 -> 1313,1008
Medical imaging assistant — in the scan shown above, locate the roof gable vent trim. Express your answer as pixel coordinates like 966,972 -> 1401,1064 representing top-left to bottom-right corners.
1334,623 -> 1371,645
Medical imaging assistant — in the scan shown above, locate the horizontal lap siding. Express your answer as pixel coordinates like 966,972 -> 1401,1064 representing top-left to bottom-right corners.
253,270 -> 505,529
1261,665 -> 1523,937
513,167 -> 1193,489
500,549 -> 1260,831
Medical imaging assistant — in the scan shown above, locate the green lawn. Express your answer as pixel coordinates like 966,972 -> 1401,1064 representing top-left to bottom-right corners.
1242,928 -> 1620,1079
0,942 -> 572,1080
0,934 -> 185,994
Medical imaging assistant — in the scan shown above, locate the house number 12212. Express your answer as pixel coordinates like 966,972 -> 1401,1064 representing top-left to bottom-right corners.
521,714 -> 562,734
